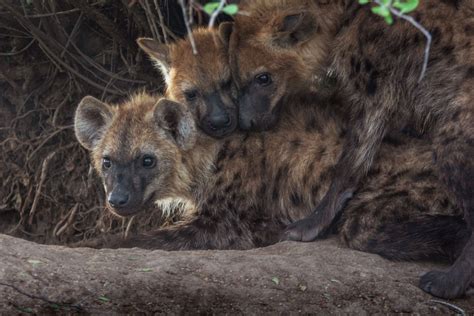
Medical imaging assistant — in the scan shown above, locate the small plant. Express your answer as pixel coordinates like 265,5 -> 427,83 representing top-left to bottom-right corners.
203,1 -> 239,17
359,0 -> 430,81
359,0 -> 419,24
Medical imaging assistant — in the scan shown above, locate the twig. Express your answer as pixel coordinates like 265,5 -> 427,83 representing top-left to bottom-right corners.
0,38 -> 35,56
178,0 -> 198,55
140,0 -> 161,40
429,299 -> 466,316
28,151 -> 57,225
373,0 -> 431,82
124,216 -> 135,239
54,203 -> 80,237
208,0 -> 226,29
25,1 -> 103,18
154,0 -> 169,44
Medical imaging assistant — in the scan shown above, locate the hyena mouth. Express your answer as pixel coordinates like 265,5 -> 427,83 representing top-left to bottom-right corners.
203,114 -> 237,138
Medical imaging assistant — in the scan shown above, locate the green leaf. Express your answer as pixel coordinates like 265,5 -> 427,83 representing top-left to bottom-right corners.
271,276 -> 280,285
384,14 -> 394,24
27,259 -> 42,266
203,2 -> 220,15
98,296 -> 110,303
137,267 -> 153,272
393,0 -> 419,13
16,307 -> 33,313
222,4 -> 238,15
358,0 -> 370,4
49,304 -> 60,310
371,6 -> 390,17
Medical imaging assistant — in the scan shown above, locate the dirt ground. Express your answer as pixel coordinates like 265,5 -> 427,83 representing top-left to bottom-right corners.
1,234 -> 473,314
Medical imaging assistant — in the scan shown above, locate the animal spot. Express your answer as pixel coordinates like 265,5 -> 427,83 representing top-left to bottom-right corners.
366,72 -> 378,96
364,59 -> 373,73
440,0 -> 461,9
290,191 -> 303,206
290,138 -> 302,149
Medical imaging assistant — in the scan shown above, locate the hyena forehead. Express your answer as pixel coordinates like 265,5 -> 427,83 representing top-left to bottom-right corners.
169,29 -> 231,89
93,94 -> 164,159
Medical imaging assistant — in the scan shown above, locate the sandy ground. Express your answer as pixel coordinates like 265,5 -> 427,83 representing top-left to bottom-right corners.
0,234 -> 472,314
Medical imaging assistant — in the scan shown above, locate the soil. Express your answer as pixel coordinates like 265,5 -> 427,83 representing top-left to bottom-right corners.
1,234 -> 473,314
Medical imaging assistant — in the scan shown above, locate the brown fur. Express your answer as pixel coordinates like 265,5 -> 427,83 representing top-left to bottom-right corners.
74,91 -> 467,265
230,0 -> 474,298
137,29 -> 238,138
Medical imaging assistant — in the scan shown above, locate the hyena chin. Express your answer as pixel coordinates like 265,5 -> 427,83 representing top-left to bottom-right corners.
74,92 -> 467,269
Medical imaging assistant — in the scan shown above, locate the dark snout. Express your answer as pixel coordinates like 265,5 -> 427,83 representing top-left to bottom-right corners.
108,189 -> 129,208
201,92 -> 237,138
105,174 -> 143,217
208,107 -> 232,129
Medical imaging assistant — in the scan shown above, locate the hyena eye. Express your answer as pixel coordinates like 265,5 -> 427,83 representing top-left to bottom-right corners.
254,73 -> 272,86
102,157 -> 112,169
184,90 -> 198,101
142,155 -> 156,169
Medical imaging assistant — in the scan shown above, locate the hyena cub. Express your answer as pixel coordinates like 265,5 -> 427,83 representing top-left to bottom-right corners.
74,92 -> 467,263
230,0 -> 473,298
137,28 -> 237,139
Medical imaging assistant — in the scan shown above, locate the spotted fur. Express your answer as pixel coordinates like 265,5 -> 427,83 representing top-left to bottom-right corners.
230,0 -> 474,298
75,92 -> 465,265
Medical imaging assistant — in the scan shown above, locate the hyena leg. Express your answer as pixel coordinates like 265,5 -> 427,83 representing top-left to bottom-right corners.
420,102 -> 474,298
79,210 -> 257,250
339,179 -> 468,262
344,215 -> 469,262
118,214 -> 256,250
284,106 -> 389,242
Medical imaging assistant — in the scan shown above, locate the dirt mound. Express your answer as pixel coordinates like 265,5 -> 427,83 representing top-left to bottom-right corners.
0,235 -> 472,314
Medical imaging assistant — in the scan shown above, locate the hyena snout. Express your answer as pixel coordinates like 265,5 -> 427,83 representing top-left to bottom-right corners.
107,188 -> 129,208
201,97 -> 237,138
106,181 -> 144,217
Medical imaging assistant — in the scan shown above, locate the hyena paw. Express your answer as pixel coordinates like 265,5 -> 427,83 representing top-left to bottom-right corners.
282,217 -> 323,242
419,269 -> 471,299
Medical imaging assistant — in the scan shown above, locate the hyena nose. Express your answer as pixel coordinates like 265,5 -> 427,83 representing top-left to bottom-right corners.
209,114 -> 232,129
108,191 -> 129,208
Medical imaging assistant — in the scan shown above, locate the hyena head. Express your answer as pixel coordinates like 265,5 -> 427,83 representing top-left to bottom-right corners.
229,0 -> 339,130
137,26 -> 237,138
74,93 -> 199,217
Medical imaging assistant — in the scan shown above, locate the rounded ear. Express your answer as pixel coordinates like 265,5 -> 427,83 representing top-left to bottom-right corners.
74,96 -> 112,150
218,22 -> 234,48
153,99 -> 197,150
137,38 -> 171,84
271,12 -> 316,47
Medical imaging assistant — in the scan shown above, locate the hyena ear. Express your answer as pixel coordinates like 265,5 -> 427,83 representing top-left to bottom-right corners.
218,22 -> 234,48
137,38 -> 171,84
74,96 -> 112,150
271,12 -> 316,47
153,99 -> 197,150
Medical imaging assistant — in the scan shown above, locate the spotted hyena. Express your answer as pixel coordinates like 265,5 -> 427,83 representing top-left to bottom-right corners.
137,28 -> 237,139
74,92 -> 467,268
228,0 -> 474,298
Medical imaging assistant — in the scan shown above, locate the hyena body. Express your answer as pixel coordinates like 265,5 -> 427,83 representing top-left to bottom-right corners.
230,0 -> 474,297
74,92 -> 467,263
